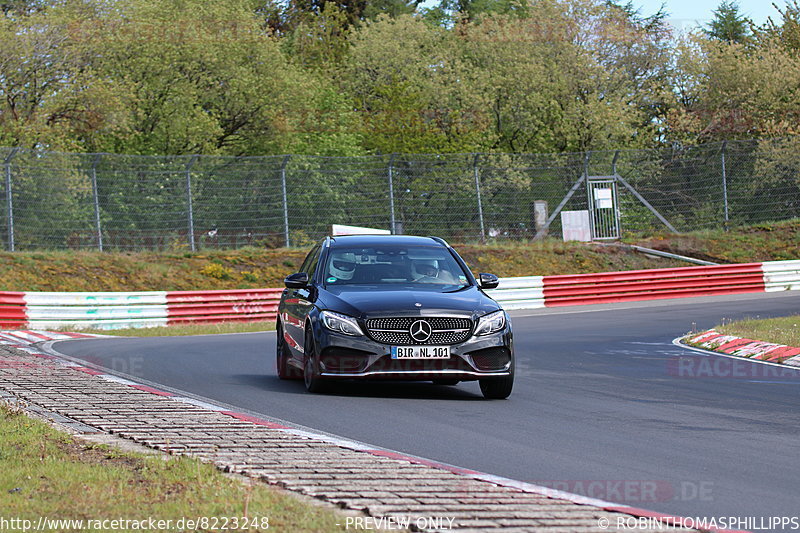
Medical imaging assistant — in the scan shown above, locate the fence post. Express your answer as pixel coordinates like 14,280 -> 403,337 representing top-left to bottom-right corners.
612,150 -> 622,237
584,151 -> 595,240
91,154 -> 104,251
3,148 -> 19,252
388,154 -> 397,234
281,155 -> 291,247
721,141 -> 729,230
473,154 -> 486,241
185,155 -> 198,251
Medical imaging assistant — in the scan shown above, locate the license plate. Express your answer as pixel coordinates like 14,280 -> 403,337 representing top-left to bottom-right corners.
391,346 -> 450,359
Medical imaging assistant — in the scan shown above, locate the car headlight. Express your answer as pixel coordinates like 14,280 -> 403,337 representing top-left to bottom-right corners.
474,310 -> 506,336
321,311 -> 364,336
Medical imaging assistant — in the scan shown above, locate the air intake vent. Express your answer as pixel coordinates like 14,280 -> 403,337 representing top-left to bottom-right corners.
469,347 -> 511,371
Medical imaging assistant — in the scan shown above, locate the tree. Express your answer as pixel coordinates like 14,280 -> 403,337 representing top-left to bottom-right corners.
253,0 -> 288,35
755,0 -> 800,52
363,0 -> 423,20
430,0 -> 529,25
71,0 -> 332,156
1,0 -> 46,18
704,1 -> 751,44
344,14 -> 490,153
666,34 -> 800,141
458,0 -> 673,152
0,5 -> 123,150
284,0 -> 368,29
283,2 -> 352,69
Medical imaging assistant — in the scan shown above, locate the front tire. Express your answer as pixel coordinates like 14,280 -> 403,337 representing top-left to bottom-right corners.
276,322 -> 301,380
479,359 -> 514,399
303,327 -> 327,393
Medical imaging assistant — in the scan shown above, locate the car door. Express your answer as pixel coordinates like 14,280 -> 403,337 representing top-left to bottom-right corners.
284,244 -> 321,359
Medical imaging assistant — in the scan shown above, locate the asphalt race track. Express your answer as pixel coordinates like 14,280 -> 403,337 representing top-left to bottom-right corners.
53,291 -> 800,522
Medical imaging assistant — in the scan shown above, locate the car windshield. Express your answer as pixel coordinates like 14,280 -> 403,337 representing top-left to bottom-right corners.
323,245 -> 470,290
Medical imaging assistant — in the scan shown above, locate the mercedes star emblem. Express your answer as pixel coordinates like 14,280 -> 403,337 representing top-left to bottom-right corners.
409,320 -> 432,342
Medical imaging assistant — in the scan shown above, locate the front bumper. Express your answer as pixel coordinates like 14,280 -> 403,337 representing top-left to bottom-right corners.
315,326 -> 513,381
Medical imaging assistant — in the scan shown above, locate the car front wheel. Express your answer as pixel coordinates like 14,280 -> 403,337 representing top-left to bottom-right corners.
303,326 -> 327,393
479,359 -> 514,400
276,322 -> 301,380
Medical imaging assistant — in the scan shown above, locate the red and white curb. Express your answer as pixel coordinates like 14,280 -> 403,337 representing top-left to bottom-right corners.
682,330 -> 800,368
0,330 -> 742,532
0,330 -> 105,350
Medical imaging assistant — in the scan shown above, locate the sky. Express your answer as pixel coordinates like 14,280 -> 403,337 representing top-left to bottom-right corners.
633,0 -> 783,30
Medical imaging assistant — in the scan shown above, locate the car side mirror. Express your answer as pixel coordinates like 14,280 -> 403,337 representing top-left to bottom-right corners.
284,272 -> 310,289
479,273 -> 499,290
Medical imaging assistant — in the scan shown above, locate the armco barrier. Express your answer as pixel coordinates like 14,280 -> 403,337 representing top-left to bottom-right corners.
1,289 -> 282,330
762,260 -> 800,292
0,291 -> 27,329
487,260 -> 800,310
542,263 -> 766,307
485,276 -> 545,310
1,261 -> 799,330
166,289 -> 282,325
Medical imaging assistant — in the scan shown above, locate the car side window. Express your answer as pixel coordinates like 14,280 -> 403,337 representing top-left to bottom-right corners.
305,245 -> 323,282
298,245 -> 320,276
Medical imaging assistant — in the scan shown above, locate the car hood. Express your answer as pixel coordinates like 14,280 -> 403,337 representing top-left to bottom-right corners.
318,285 -> 500,320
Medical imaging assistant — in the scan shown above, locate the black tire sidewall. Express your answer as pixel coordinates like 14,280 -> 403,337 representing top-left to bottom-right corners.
303,326 -> 325,392
479,357 -> 514,399
276,322 -> 285,375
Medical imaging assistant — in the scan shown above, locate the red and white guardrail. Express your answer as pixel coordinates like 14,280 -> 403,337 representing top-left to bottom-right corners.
1,261 -> 798,330
0,289 -> 282,330
488,260 -> 800,310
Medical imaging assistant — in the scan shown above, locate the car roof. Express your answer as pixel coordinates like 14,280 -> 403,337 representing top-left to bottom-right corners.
328,234 -> 447,248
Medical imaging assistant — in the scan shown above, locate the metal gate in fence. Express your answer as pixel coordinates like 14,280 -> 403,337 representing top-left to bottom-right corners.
587,177 -> 620,240
533,167 -> 678,242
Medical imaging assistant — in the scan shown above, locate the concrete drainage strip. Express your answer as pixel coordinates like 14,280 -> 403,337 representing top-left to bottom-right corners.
0,336 -> 701,533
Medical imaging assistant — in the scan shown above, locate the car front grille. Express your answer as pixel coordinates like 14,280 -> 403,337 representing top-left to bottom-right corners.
365,317 -> 473,346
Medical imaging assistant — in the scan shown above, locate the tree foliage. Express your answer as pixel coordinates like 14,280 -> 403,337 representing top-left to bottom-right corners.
756,0 -> 800,52
0,6 -> 122,150
0,0 -> 799,156
704,1 -> 751,44
344,15 -> 488,153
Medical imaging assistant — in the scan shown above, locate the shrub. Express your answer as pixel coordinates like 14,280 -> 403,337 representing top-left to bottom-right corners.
199,263 -> 233,280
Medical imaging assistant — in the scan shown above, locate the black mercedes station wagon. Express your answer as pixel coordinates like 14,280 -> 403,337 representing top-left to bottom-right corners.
276,235 -> 514,399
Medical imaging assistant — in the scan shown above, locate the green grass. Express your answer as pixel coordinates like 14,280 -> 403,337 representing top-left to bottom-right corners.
0,402 -> 344,532
85,321 -> 276,337
633,218 -> 800,264
716,315 -> 800,347
0,237 -> 704,292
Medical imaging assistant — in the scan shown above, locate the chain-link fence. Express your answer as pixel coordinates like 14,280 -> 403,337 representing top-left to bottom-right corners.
1,138 -> 798,251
